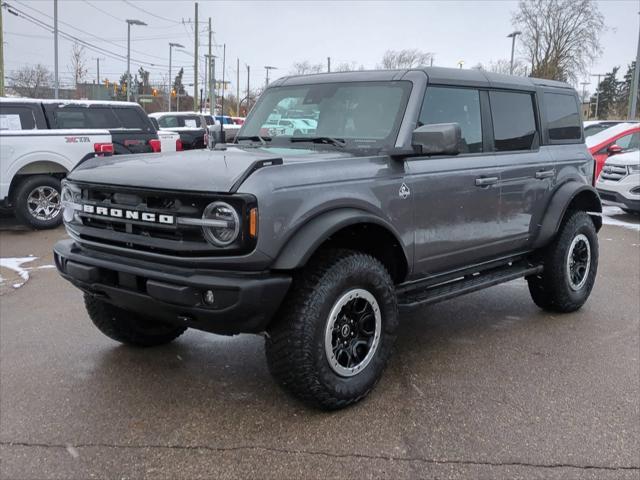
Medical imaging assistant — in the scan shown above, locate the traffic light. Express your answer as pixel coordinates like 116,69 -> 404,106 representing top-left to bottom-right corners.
152,88 -> 158,97
171,89 -> 176,97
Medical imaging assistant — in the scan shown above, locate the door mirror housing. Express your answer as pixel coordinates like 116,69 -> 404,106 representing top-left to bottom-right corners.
607,144 -> 623,156
411,123 -> 461,156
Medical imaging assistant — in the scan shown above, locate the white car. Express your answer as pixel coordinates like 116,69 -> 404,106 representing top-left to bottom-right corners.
596,150 -> 640,214
148,117 -> 183,151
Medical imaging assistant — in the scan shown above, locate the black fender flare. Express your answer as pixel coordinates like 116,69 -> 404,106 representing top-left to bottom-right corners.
533,182 -> 602,249
271,208 -> 409,271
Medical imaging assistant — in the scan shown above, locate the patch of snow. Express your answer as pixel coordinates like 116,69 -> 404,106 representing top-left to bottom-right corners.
0,256 -> 38,288
601,206 -> 640,232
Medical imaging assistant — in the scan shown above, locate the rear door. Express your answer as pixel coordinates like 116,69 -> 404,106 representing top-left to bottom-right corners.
408,85 -> 503,275
488,89 -> 552,253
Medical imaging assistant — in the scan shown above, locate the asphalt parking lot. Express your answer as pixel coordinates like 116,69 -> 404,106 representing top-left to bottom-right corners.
1,210 -> 638,479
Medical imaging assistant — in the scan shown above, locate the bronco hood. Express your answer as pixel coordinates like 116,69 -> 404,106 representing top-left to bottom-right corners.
69,147 -> 286,193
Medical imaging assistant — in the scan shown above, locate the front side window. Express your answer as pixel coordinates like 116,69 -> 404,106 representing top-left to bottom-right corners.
418,86 -> 483,153
544,93 -> 581,141
240,81 -> 412,149
613,132 -> 640,150
489,91 -> 537,151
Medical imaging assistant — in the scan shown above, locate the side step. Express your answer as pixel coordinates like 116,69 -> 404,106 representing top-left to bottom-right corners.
397,261 -> 543,310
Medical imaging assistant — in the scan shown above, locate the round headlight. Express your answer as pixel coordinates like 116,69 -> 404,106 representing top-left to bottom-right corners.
202,201 -> 240,246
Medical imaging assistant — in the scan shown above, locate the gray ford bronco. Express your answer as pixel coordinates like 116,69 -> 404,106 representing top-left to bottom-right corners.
54,68 -> 601,409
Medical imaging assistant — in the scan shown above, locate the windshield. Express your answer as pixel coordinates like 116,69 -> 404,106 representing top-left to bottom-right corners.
240,81 -> 412,149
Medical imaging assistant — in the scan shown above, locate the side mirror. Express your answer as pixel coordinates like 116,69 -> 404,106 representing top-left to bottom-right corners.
412,123 -> 461,156
607,144 -> 623,156
210,128 -> 226,148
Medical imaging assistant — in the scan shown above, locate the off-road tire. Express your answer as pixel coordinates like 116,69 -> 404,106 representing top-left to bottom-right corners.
527,211 -> 598,313
85,294 -> 187,347
265,249 -> 399,410
14,175 -> 63,229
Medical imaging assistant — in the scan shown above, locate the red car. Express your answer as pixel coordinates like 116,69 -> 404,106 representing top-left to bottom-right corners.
586,122 -> 640,178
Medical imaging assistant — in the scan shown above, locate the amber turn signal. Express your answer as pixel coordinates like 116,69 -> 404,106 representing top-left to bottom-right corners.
249,208 -> 258,238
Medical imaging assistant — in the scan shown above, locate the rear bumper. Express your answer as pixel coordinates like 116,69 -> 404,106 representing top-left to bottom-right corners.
53,239 -> 291,335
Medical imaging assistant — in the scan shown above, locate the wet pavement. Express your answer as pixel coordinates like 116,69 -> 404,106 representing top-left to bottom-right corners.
1,211 -> 638,479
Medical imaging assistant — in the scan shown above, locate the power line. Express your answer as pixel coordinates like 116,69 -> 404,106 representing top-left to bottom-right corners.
82,0 -> 124,22
121,0 -> 182,25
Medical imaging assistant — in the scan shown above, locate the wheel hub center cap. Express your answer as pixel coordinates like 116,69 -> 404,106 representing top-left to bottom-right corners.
340,324 -> 351,338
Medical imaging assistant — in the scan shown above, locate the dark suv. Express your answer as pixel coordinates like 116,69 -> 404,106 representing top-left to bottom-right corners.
54,68 -> 601,410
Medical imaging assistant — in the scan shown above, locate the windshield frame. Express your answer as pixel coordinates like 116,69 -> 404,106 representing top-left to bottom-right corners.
238,80 -> 413,151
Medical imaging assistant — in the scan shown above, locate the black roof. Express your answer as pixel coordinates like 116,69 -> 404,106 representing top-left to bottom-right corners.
272,66 -> 574,92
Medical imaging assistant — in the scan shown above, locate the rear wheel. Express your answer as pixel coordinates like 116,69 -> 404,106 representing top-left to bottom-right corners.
527,211 -> 598,312
14,175 -> 63,229
85,294 -> 186,347
265,249 -> 398,410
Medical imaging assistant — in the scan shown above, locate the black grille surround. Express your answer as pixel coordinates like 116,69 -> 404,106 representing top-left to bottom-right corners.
65,182 -> 257,257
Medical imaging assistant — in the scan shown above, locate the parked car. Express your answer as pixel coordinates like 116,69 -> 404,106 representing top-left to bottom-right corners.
8,98 -> 160,154
54,68 -> 600,410
1,98 -> 114,228
148,117 -> 183,152
584,120 -> 638,138
148,112 -> 208,150
587,122 -> 640,178
214,115 -> 241,141
596,150 -> 640,214
231,116 -> 245,125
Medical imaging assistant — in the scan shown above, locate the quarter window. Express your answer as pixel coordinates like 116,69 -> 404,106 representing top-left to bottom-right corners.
489,91 -> 537,151
418,86 -> 483,153
544,93 -> 581,141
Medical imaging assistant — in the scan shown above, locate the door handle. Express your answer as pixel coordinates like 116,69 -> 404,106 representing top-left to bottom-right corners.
475,176 -> 499,187
535,169 -> 555,179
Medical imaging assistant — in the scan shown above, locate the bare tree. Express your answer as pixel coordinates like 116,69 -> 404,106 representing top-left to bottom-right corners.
290,61 -> 324,75
69,42 -> 88,86
334,61 -> 362,72
512,0 -> 604,83
379,49 -> 433,69
9,64 -> 53,97
474,59 -> 527,76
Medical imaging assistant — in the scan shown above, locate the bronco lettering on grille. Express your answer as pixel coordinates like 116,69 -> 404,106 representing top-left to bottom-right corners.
82,204 -> 174,224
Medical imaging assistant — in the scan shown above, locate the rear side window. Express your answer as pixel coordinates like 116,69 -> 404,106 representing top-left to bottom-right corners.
0,106 -> 37,130
489,91 -> 537,151
158,116 -> 179,128
113,107 -> 150,131
180,115 -> 201,128
50,106 -> 119,129
53,110 -> 86,129
418,86 -> 483,153
544,93 -> 581,141
84,108 -> 119,128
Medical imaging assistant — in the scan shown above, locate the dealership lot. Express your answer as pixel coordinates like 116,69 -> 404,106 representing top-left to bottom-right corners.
1,214 -> 639,479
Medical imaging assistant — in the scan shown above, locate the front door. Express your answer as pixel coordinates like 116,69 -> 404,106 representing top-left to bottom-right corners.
408,86 -> 502,277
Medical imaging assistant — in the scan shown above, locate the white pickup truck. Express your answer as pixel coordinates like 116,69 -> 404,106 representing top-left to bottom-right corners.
0,128 -> 113,229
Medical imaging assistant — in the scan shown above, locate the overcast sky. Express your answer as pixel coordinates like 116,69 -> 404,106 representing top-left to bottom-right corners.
3,0 -> 639,95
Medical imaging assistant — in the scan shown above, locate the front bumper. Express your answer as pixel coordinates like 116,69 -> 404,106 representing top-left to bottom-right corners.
54,239 -> 291,335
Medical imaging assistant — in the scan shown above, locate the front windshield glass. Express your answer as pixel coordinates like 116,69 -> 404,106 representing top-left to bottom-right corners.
240,81 -> 412,148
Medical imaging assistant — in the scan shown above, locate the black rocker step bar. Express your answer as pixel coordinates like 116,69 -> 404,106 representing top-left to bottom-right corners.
397,261 -> 543,310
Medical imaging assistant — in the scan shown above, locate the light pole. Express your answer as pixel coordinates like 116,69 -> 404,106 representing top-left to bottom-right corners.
507,30 -> 522,75
204,54 -> 217,115
591,73 -> 606,119
580,81 -> 590,119
126,19 -> 146,102
264,65 -> 277,87
168,42 -> 184,111
629,14 -> 640,120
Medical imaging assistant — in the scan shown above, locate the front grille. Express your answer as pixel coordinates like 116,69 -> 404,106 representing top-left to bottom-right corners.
600,165 -> 628,182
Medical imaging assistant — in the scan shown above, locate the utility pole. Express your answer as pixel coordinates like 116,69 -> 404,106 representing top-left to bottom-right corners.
629,16 -> 640,120
211,56 -> 216,114
591,73 -> 605,119
208,17 -> 212,114
221,43 -> 226,116
264,65 -> 277,87
96,58 -> 100,84
246,64 -> 250,114
507,30 -> 521,75
236,57 -> 240,115
0,0 -> 4,97
126,19 -> 146,102
327,56 -> 331,73
580,81 -> 590,119
54,0 -> 59,98
194,2 -> 198,111
168,42 -> 184,111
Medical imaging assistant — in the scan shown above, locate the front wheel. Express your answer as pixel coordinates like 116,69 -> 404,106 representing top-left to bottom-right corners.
14,175 -> 63,229
265,249 -> 398,410
527,211 -> 598,313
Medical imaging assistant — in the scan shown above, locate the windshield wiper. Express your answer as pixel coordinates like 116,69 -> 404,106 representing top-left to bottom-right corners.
289,136 -> 346,148
235,135 -> 271,145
